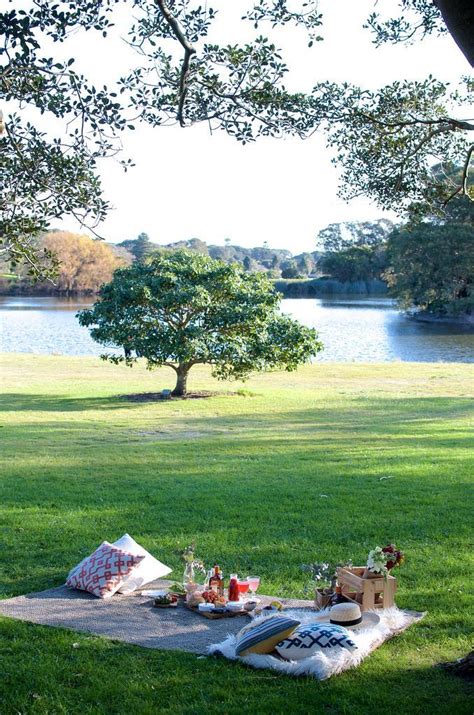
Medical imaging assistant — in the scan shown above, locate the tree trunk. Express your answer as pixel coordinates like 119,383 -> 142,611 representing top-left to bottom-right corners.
435,0 -> 474,66
172,363 -> 189,397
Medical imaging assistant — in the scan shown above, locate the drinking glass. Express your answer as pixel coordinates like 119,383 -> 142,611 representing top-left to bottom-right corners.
247,576 -> 260,596
237,579 -> 250,597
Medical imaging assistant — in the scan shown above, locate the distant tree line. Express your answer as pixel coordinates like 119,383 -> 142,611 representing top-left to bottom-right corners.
3,191 -> 472,318
118,234 -> 321,279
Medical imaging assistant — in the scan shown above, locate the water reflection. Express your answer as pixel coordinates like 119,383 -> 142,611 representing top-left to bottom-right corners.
281,298 -> 473,363
1,295 -> 473,363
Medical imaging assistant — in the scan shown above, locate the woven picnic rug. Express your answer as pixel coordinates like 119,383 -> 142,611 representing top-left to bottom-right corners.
0,580 -> 310,655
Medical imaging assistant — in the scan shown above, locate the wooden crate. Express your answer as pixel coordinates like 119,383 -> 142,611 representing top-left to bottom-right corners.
337,567 -> 397,611
314,589 -> 333,610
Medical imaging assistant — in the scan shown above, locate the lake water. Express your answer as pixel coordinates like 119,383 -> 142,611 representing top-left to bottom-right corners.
0,295 -> 473,363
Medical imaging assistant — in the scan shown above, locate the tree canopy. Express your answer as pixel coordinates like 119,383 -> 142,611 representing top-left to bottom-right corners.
316,220 -> 394,252
40,231 -> 130,294
78,250 -> 322,395
320,245 -> 388,284
385,223 -> 473,316
2,1 -> 473,276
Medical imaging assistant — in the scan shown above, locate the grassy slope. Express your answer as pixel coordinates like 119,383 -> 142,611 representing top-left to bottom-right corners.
1,354 -> 473,714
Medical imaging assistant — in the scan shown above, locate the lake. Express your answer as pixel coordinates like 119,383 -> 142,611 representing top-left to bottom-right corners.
0,296 -> 473,363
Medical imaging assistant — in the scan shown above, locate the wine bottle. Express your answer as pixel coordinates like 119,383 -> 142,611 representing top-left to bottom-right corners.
209,564 -> 223,594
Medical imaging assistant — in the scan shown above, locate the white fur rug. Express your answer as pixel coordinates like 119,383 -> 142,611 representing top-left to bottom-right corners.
208,607 -> 425,680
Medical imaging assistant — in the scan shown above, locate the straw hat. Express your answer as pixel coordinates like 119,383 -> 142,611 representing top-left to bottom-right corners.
314,602 -> 380,630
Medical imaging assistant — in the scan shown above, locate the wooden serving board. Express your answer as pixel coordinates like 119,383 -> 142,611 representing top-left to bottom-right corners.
185,605 -> 250,620
153,601 -> 178,609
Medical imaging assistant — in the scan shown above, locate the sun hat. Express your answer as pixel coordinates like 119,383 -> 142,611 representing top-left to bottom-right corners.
314,602 -> 380,630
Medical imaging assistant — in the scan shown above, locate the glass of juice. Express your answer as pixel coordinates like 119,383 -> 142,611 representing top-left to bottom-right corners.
247,576 -> 260,596
237,579 -> 250,596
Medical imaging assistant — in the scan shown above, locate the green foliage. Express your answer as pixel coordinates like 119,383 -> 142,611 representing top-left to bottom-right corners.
321,244 -> 388,283
317,220 -> 394,252
118,232 -> 154,262
280,259 -> 300,279
296,252 -> 315,276
407,163 -> 474,225
78,250 -> 322,394
366,1 -> 446,47
316,220 -> 392,284
2,1 -> 472,276
386,224 -> 474,315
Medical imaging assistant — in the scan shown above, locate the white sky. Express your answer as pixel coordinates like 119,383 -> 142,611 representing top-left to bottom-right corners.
48,0 -> 471,253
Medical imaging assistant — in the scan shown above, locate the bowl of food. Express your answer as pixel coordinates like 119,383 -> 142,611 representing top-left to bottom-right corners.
226,601 -> 244,612
243,600 -> 258,612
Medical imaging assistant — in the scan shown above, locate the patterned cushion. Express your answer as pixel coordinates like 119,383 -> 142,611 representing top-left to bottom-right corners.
235,615 -> 300,656
275,622 -> 358,660
113,534 -> 172,595
66,541 -> 145,599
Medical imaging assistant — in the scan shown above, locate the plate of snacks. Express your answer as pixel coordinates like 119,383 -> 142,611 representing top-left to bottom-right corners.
153,593 -> 179,608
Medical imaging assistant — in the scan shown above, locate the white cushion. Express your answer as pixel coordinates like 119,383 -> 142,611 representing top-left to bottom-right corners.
113,533 -> 172,594
275,622 -> 358,660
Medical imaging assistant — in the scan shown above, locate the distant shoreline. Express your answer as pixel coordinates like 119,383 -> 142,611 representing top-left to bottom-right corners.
0,277 -> 389,299
407,311 -> 474,327
273,278 -> 388,298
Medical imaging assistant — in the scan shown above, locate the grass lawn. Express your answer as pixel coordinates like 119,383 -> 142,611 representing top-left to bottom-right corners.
1,353 -> 473,714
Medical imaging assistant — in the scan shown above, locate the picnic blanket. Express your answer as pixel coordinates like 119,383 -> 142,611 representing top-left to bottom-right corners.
0,581 -> 424,677
0,580 -> 309,655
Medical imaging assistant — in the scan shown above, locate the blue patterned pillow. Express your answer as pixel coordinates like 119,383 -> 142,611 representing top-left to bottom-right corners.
275,622 -> 358,660
235,615 -> 300,656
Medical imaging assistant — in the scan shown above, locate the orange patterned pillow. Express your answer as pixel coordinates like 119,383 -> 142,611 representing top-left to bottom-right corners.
66,541 -> 145,599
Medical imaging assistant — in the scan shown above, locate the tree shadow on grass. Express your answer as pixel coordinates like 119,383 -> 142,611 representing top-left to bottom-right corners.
2,393 -> 473,424
1,393 -> 146,412
0,391 -> 247,412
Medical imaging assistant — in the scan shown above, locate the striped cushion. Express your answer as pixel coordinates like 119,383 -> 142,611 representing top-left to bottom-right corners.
235,615 -> 300,656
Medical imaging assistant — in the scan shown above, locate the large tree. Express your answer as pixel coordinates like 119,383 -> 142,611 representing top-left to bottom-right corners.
78,250 -> 322,396
1,1 -> 473,276
320,245 -> 388,284
385,224 -> 474,316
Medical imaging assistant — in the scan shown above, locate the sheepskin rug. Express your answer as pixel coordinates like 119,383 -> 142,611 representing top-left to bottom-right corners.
208,607 -> 425,680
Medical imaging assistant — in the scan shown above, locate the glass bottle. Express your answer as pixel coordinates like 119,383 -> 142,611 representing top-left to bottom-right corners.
208,564 -> 219,592
228,573 -> 239,601
183,561 -> 195,586
330,584 -> 348,606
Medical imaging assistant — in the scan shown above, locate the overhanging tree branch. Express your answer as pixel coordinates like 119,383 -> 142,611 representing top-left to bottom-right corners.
155,0 -> 196,126
443,144 -> 474,205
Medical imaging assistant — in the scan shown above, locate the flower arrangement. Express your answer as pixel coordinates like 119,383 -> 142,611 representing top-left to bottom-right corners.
301,562 -> 337,594
365,544 -> 404,578
302,559 -> 353,596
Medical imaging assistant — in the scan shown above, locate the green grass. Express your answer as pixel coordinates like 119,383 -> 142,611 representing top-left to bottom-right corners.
1,354 -> 473,714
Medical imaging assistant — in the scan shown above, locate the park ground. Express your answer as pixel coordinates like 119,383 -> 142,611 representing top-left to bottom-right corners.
1,354 -> 473,714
